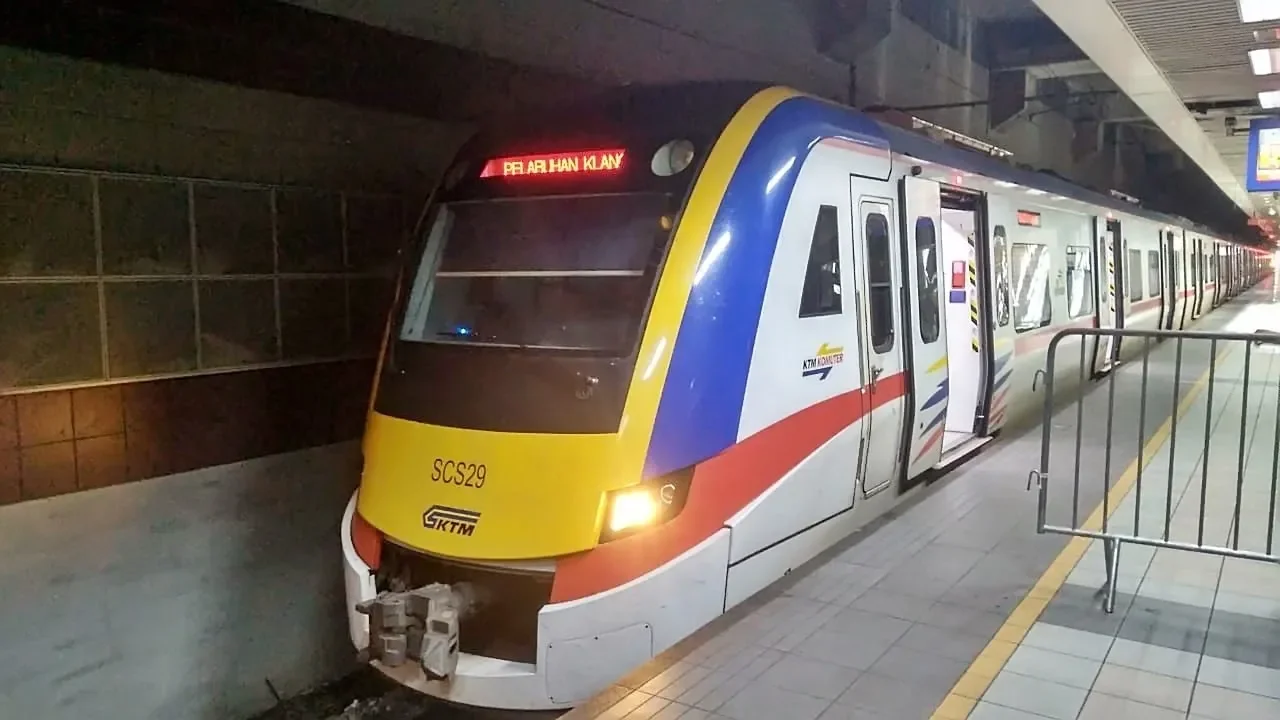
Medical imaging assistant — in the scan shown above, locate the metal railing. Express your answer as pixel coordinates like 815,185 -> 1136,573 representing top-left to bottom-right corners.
1029,326 -> 1280,613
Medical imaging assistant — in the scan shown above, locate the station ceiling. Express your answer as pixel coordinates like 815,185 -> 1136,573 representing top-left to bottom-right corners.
1034,0 -> 1276,221
285,0 -> 1269,230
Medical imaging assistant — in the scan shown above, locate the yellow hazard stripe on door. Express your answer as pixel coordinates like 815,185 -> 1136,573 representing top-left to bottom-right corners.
1107,253 -> 1116,310
968,234 -> 979,352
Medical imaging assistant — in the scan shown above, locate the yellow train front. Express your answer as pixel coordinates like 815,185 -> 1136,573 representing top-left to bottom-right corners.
340,82 -> 903,710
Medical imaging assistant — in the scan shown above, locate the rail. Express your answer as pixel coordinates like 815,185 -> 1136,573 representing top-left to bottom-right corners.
1029,326 -> 1280,613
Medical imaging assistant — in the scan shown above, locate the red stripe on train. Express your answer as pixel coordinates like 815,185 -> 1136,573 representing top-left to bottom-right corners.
551,372 -> 908,603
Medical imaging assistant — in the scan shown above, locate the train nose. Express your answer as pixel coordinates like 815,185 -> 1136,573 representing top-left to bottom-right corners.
354,411 -> 634,561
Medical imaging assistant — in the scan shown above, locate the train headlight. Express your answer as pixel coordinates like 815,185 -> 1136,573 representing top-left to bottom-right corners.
608,487 -> 660,534
600,467 -> 694,543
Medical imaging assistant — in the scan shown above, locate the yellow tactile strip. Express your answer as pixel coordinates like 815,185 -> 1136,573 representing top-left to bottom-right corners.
929,348 -> 1226,720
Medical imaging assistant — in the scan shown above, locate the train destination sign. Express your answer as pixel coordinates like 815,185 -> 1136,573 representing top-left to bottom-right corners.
480,149 -> 627,178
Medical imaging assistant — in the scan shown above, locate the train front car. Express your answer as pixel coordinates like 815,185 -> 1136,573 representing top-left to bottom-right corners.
341,83 -> 807,710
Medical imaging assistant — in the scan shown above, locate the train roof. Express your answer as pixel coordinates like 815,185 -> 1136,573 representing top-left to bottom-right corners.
871,120 -> 1211,238
475,81 -> 1249,246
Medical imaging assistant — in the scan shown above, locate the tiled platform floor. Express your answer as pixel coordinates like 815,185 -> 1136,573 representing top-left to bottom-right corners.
965,289 -> 1280,720
563,284 -> 1280,720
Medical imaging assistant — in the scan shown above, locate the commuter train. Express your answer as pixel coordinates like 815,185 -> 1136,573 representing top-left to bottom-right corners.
340,82 -> 1269,710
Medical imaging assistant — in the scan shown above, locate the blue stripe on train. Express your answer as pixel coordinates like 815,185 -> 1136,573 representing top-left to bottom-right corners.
643,96 -> 890,478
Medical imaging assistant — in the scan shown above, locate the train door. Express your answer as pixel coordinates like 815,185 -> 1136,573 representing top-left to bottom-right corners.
1161,231 -> 1176,329
1210,242 -> 1217,306
1152,233 -> 1167,327
1095,218 -> 1123,373
1190,237 -> 1202,319
1090,218 -> 1112,372
898,177 -> 947,487
935,187 -> 994,463
1175,232 -> 1189,330
853,191 -> 905,498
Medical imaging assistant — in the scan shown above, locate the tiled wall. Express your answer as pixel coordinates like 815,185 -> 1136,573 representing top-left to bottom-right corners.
0,359 -> 375,505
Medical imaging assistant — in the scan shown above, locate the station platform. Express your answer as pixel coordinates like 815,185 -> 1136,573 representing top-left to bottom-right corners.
563,282 -> 1280,720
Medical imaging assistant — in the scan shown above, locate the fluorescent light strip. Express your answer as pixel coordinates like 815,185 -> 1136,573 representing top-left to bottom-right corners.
1240,0 -> 1280,23
1251,48 -> 1279,76
1261,90 -> 1280,109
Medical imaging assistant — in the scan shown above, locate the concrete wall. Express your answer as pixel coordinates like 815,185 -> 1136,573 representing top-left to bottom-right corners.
0,443 -> 361,720
0,47 -> 457,719
284,0 -> 850,98
0,45 -> 469,193
855,11 -> 1078,178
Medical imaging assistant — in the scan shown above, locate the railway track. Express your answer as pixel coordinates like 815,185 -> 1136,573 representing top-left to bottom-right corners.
248,669 -> 564,720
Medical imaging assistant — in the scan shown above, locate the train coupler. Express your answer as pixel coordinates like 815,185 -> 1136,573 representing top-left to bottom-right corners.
356,583 -> 473,680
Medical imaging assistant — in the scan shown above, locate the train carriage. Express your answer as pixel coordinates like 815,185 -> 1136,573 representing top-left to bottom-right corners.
340,82 -> 1269,711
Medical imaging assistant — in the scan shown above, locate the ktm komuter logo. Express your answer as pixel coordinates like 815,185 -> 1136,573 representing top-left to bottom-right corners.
801,343 -> 845,380
422,505 -> 481,536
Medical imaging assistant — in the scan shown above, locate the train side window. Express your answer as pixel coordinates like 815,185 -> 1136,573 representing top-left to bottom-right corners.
1011,242 -> 1052,332
1065,245 -> 1094,318
1127,249 -> 1143,302
1147,250 -> 1160,298
915,217 -> 941,344
798,205 -> 842,318
993,225 -> 1011,327
866,212 -> 894,352
1173,251 -> 1181,288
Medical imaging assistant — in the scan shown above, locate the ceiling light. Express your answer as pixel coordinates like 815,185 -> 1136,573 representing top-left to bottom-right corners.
1262,90 -> 1280,109
1240,0 -> 1280,22
1251,48 -> 1280,75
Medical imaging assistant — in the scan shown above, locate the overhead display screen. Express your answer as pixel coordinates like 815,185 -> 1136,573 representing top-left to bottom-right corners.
480,149 -> 627,178
1246,117 -> 1280,193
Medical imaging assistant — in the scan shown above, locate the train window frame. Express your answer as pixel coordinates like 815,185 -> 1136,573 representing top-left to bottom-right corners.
1065,245 -> 1094,319
993,225 -> 1011,327
865,211 -> 895,353
798,204 -> 843,319
398,192 -> 674,356
1127,248 -> 1143,302
1147,250 -> 1161,298
1010,241 -> 1052,333
915,217 -> 941,344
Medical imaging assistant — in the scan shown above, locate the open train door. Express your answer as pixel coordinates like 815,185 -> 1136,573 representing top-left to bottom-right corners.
1092,217 -> 1122,375
897,176 -> 947,489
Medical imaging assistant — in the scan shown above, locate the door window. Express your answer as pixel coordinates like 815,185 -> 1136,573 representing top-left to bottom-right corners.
866,212 -> 894,353
915,217 -> 941,344
993,225 -> 1010,327
1065,245 -> 1094,318
1147,250 -> 1161,298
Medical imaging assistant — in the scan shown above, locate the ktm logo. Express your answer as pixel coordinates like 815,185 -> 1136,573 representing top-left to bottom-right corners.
422,505 -> 481,537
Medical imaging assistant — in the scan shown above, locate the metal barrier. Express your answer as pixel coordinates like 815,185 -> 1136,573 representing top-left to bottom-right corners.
1029,327 -> 1280,613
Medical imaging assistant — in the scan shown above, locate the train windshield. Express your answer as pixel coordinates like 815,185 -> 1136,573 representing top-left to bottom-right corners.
398,192 -> 673,355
